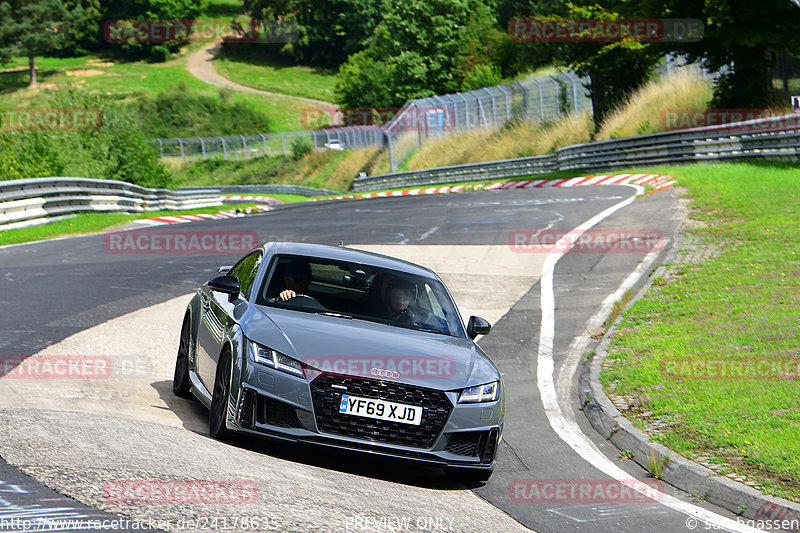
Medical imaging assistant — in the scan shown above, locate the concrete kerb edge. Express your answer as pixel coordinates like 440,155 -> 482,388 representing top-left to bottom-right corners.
576,204 -> 800,524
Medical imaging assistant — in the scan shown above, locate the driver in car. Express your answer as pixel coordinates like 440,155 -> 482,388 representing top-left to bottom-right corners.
380,278 -> 418,324
276,260 -> 312,301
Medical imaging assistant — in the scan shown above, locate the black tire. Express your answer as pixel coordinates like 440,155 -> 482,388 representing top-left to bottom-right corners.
173,315 -> 193,398
443,467 -> 493,482
209,350 -> 232,440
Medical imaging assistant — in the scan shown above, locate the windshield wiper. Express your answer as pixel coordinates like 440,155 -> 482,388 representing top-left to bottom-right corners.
317,311 -> 353,319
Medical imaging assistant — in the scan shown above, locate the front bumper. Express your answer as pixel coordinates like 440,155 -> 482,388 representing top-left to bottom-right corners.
231,367 -> 503,468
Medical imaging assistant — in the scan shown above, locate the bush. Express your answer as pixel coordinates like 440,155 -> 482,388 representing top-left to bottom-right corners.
290,137 -> 312,160
0,87 -> 170,187
132,84 -> 272,138
461,64 -> 502,91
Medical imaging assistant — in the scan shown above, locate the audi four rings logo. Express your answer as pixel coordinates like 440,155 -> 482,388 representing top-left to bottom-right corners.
371,368 -> 400,379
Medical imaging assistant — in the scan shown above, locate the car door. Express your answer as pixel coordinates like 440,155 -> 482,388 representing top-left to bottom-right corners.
197,251 -> 262,392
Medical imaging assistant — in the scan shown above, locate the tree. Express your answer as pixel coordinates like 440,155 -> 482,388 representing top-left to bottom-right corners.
245,0 -> 382,68
102,0 -> 204,61
335,0 -> 501,108
0,0 -> 74,86
510,1 -> 662,129
635,0 -> 800,107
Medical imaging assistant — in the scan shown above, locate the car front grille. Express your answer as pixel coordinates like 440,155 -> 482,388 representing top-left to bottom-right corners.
310,374 -> 452,448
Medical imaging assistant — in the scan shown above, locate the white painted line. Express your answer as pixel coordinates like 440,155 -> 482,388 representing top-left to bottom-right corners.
536,185 -> 761,532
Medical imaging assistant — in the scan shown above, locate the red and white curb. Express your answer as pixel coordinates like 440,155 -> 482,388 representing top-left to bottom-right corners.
133,197 -> 279,226
311,174 -> 675,201
223,195 -> 282,206
133,211 -> 242,226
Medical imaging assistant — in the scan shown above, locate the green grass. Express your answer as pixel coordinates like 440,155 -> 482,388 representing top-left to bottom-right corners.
212,44 -> 338,103
0,52 -> 312,132
600,162 -> 800,502
0,203 -> 271,246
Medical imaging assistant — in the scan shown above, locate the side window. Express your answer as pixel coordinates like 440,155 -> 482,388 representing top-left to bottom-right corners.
424,284 -> 446,320
228,252 -> 262,299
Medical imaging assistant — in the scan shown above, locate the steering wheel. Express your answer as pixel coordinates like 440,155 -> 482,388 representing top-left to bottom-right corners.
283,293 -> 328,312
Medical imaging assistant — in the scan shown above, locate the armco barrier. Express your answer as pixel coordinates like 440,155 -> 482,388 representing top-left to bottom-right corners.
0,177 -> 222,230
352,114 -> 800,192
178,184 -> 336,196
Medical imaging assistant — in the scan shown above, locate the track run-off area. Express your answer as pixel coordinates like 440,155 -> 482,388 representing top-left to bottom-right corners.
0,180 -> 764,532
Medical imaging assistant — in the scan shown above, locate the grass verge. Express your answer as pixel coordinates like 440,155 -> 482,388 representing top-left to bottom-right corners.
0,52 -> 311,132
212,44 -> 338,104
600,162 -> 800,502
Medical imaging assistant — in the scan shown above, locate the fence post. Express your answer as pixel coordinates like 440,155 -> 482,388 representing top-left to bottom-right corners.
218,136 -> 228,161
548,76 -> 562,119
240,135 -> 248,159
198,137 -> 206,160
386,130 -> 396,172
156,138 -> 164,158
513,81 -> 527,121
530,78 -> 546,121
177,138 -> 185,161
280,132 -> 286,155
458,93 -> 470,129
260,133 -> 268,156
483,88 -> 498,127
568,74 -> 580,114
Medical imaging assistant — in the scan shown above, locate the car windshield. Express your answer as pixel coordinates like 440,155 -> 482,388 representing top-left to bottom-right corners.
255,254 -> 465,337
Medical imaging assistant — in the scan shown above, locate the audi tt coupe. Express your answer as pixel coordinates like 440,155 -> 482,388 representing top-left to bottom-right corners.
173,242 -> 504,480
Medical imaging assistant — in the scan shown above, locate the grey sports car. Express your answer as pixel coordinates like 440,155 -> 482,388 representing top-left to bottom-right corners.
173,242 -> 504,480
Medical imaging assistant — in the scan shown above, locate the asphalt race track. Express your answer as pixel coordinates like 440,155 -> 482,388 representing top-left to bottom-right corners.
0,187 -> 756,532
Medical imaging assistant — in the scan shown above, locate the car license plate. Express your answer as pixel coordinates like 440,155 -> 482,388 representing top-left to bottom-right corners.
338,394 -> 422,426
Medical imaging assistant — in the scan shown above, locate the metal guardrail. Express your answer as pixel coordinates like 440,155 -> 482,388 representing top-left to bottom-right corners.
179,184 -> 337,196
352,114 -> 800,192
0,177 -> 222,230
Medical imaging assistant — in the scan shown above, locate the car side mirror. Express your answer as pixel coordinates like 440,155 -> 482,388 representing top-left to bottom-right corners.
208,275 -> 240,302
467,316 -> 491,339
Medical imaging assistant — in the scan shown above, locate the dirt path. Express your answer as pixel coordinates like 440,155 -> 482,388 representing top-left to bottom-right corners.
186,41 -> 340,115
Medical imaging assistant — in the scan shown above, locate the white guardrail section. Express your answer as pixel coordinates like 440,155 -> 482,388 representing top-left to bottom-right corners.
0,177 -> 222,230
178,184 -> 337,196
352,114 -> 800,192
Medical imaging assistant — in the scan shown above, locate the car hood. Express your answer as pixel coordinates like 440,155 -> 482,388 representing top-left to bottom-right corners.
242,305 -> 499,391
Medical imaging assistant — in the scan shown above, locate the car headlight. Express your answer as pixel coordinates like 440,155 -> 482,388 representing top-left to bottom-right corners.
248,341 -> 304,378
458,381 -> 500,403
